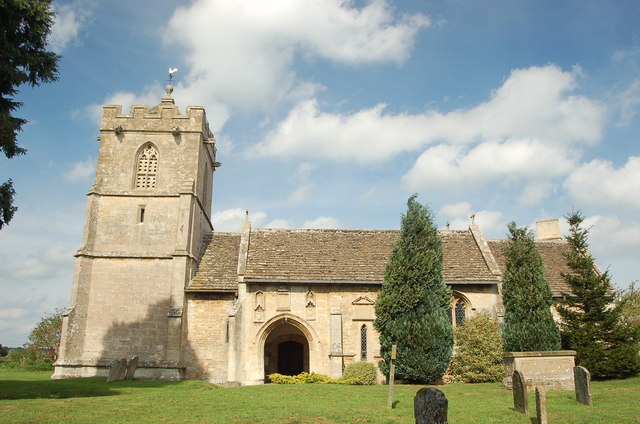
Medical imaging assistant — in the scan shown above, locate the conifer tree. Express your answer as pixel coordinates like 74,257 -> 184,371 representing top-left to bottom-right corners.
1,0 -> 60,229
557,211 -> 640,378
374,195 -> 453,382
502,222 -> 561,352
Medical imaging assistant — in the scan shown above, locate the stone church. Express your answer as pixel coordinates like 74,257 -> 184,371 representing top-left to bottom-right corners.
53,90 -> 572,384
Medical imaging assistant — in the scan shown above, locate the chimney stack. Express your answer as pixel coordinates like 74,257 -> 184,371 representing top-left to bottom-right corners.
536,219 -> 561,240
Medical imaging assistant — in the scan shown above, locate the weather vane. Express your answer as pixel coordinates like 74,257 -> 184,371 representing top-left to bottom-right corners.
168,67 -> 179,83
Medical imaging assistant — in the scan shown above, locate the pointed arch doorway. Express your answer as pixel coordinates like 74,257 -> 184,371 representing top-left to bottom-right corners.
263,319 -> 309,377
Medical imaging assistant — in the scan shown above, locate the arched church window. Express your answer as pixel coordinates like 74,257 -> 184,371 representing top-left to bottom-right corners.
135,144 -> 158,189
449,295 -> 468,328
360,324 -> 368,361
455,299 -> 466,327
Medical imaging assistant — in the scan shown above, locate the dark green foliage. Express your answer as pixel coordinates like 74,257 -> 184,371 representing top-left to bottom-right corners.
448,312 -> 505,383
0,179 -> 17,229
0,0 -> 60,228
27,308 -> 63,362
557,211 -> 640,379
502,222 -> 561,352
342,361 -> 377,385
374,195 -> 453,383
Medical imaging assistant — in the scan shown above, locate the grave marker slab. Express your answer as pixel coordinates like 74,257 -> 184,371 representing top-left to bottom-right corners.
512,370 -> 528,414
535,386 -> 548,424
107,358 -> 127,382
414,387 -> 448,424
574,366 -> 593,405
125,355 -> 139,380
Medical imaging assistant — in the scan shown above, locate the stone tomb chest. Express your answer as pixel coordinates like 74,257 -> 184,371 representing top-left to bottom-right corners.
503,350 -> 577,391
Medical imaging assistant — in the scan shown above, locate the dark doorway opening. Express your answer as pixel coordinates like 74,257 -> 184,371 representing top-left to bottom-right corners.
277,340 -> 304,375
263,321 -> 309,380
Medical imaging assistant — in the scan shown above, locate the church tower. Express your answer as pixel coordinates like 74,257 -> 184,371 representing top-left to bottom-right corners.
54,86 -> 217,379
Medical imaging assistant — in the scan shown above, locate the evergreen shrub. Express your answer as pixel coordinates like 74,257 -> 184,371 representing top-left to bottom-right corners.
374,195 -> 453,383
342,361 -> 377,385
502,222 -> 561,352
558,211 -> 640,379
447,312 -> 505,383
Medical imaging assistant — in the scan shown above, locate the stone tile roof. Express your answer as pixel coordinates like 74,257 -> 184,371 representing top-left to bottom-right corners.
188,228 -> 503,292
441,230 -> 498,282
488,239 -> 572,296
187,232 -> 241,291
244,229 -> 398,282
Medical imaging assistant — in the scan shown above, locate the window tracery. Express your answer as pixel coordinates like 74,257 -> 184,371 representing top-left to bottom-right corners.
449,295 -> 468,328
135,144 -> 158,189
360,324 -> 368,361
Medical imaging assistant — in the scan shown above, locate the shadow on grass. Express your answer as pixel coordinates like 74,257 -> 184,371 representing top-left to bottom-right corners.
0,376 -> 182,400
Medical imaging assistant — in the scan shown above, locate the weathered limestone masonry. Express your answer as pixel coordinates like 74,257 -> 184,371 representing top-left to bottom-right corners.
54,93 -> 576,385
53,87 -> 217,380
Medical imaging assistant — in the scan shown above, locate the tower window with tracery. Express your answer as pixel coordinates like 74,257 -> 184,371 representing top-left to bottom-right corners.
135,144 -> 158,189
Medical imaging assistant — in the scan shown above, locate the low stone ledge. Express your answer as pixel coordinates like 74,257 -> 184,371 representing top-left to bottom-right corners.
503,350 -> 576,391
53,359 -> 185,381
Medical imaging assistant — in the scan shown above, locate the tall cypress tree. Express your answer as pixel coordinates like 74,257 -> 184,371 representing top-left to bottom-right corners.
502,222 -> 561,352
374,195 -> 453,382
557,211 -> 640,378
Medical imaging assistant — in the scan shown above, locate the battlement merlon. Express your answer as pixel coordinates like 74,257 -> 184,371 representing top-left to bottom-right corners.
100,103 -> 214,139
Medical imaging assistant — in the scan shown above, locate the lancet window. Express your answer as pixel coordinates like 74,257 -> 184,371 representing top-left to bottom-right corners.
360,324 -> 368,361
135,144 -> 158,189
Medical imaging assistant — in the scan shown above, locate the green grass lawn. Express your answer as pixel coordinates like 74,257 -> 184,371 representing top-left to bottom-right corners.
0,369 -> 638,423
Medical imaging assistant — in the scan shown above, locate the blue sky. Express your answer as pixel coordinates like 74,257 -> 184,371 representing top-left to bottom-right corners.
1,0 -> 639,346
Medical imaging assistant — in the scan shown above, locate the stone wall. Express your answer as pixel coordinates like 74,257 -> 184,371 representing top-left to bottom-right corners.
54,97 -> 216,380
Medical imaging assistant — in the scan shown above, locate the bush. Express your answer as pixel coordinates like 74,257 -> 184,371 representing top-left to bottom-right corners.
0,347 -> 53,371
267,372 -> 360,385
447,312 -> 505,383
342,361 -> 377,385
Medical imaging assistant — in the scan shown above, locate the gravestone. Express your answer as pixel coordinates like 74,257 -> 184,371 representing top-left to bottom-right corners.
512,370 -> 528,414
125,356 -> 139,380
414,387 -> 448,424
535,386 -> 547,424
573,366 -> 593,405
107,357 -> 127,382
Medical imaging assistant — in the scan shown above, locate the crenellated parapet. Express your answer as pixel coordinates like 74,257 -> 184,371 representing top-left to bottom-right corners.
100,98 -> 213,139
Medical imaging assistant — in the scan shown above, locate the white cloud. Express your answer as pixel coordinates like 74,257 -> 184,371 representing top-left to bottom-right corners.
252,65 -> 604,163
303,216 -> 344,229
83,84 -> 167,125
288,162 -> 316,204
0,309 -> 27,320
163,0 -> 428,115
564,156 -> 640,210
64,156 -> 96,183
403,140 -> 576,193
264,219 -> 292,229
212,208 -> 267,232
616,79 -> 640,125
3,245 -> 75,280
578,215 -> 640,285
49,2 -> 94,53
518,182 -> 556,207
439,202 -> 504,236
